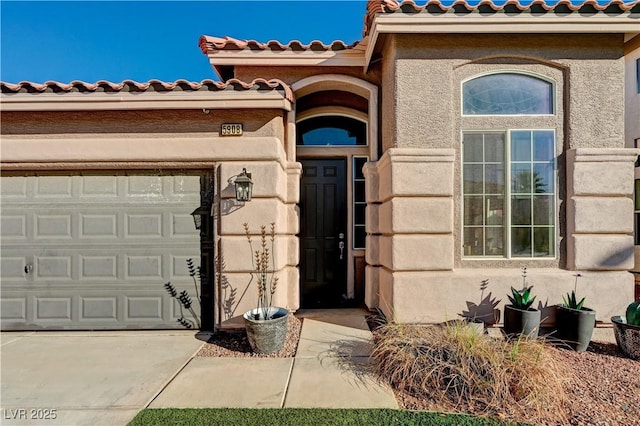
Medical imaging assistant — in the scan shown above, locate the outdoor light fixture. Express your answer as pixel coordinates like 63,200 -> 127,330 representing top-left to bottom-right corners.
190,205 -> 210,230
234,168 -> 253,202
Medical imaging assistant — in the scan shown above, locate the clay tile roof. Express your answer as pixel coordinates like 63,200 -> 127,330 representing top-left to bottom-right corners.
1,78 -> 294,102
363,0 -> 640,36
198,35 -> 361,54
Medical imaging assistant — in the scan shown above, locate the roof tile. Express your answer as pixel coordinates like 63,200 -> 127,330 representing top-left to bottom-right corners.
1,78 -> 294,102
364,0 -> 640,36
198,35 -> 360,54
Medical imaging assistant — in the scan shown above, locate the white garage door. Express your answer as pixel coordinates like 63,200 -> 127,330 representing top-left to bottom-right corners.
1,172 -> 207,330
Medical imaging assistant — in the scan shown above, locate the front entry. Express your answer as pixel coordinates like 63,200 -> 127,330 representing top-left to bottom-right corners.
299,159 -> 347,308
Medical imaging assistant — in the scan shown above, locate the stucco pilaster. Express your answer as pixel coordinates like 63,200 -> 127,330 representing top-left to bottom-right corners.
365,148 -> 455,313
364,265 -> 381,308
566,148 -> 639,270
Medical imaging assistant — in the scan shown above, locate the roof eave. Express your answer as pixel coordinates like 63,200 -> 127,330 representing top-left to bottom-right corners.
365,13 -> 640,67
205,49 -> 366,69
0,91 -> 293,112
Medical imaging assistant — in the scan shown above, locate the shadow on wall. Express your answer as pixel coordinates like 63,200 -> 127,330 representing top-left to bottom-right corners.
598,246 -> 635,269
460,279 -> 501,325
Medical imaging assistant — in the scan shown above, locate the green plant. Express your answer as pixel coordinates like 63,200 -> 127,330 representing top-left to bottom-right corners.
507,267 -> 536,310
508,286 -> 536,310
562,273 -> 586,310
626,301 -> 640,326
243,222 -> 279,320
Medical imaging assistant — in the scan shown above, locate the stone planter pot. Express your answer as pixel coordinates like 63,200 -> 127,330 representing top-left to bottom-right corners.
243,307 -> 289,354
504,305 -> 540,338
611,316 -> 640,360
555,306 -> 595,352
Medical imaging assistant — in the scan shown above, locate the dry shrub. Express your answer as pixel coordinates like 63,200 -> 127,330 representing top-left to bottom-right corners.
371,321 -> 568,424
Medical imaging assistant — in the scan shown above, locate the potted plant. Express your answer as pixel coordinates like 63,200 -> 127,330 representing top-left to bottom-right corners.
555,273 -> 595,352
503,267 -> 540,338
242,222 -> 288,354
611,301 -> 640,360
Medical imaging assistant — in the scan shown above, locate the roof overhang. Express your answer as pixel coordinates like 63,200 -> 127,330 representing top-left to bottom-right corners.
204,47 -> 366,70
1,88 -> 292,112
365,11 -> 640,67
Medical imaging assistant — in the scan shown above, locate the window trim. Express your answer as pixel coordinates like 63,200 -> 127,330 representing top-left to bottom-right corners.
460,70 -> 557,118
461,128 -> 558,260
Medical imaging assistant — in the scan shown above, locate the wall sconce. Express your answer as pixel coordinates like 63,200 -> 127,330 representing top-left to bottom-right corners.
190,205 -> 210,230
233,168 -> 253,202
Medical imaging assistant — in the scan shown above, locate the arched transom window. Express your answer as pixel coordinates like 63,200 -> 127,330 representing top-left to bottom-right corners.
463,73 -> 553,115
297,115 -> 367,146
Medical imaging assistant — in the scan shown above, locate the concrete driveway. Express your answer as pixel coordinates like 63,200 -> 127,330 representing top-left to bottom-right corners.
0,331 -> 204,426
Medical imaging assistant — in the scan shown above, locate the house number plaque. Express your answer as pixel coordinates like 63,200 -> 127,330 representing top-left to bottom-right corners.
221,123 -> 243,136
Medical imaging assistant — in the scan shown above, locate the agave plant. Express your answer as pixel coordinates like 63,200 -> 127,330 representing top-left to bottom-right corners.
508,285 -> 536,310
562,273 -> 586,310
562,290 -> 586,310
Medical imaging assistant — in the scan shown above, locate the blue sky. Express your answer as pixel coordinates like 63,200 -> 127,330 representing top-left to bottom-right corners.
1,1 -> 368,83
1,1 -> 631,84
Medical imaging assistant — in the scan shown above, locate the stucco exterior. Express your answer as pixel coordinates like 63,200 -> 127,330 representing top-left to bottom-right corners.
2,1 -> 639,331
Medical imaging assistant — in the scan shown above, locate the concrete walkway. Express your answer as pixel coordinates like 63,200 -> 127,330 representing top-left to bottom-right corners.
0,331 -> 204,426
149,308 -> 399,410
0,309 -> 397,426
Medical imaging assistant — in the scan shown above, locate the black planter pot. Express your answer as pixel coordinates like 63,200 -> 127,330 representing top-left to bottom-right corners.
555,305 -> 595,352
504,305 -> 541,338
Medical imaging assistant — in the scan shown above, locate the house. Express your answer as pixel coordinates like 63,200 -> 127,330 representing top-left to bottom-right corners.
1,0 -> 639,331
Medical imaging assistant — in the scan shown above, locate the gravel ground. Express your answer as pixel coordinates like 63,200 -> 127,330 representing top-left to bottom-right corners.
555,341 -> 640,426
396,338 -> 639,426
197,314 -> 302,358
197,318 -> 638,425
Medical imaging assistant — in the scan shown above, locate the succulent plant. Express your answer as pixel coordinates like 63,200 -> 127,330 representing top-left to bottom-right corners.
562,290 -> 586,311
508,286 -> 536,310
626,301 -> 640,326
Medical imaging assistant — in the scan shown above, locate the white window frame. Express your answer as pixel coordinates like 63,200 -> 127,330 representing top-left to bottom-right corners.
460,70 -> 557,117
461,129 -> 557,260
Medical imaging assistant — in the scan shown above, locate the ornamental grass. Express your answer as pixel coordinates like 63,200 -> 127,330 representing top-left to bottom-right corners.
371,321 -> 568,424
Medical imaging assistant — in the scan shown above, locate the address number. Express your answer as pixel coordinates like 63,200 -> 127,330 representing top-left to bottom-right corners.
221,123 -> 243,136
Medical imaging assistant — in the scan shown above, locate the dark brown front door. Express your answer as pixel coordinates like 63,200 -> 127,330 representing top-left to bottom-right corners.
299,159 -> 347,308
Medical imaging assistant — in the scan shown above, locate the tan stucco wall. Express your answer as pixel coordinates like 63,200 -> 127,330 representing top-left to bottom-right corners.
1,107 -> 302,330
624,40 -> 640,150
233,65 -> 380,89
0,109 -> 284,137
367,33 -> 635,324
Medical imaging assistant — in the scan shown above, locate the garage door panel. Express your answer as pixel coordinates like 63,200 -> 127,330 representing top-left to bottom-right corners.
80,175 -> 118,197
81,297 -> 118,320
1,298 -> 26,321
1,257 -> 28,279
81,256 -> 118,279
80,214 -> 118,237
1,172 -> 209,330
37,297 -> 72,320
1,215 -> 26,239
35,176 -> 74,198
1,176 -> 28,198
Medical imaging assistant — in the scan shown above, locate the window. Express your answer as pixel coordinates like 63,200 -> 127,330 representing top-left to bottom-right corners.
463,73 -> 553,115
463,130 -> 556,258
297,116 -> 367,146
353,157 -> 368,249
